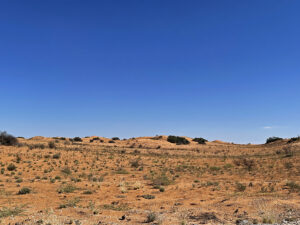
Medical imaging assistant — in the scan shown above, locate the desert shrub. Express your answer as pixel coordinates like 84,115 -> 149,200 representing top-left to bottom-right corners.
57,184 -> 77,193
28,143 -> 45,150
286,181 -> 300,193
18,187 -> 31,195
142,194 -> 155,199
59,197 -> 80,208
0,132 -> 18,146
192,137 -> 207,144
167,135 -> 189,145
115,168 -> 129,174
265,137 -> 282,144
7,163 -> 17,171
276,146 -> 294,157
61,167 -> 72,175
109,140 -> 115,143
73,137 -> 82,142
151,173 -> 172,186
48,141 -> 56,149
234,158 -> 255,171
130,158 -> 141,168
16,178 -> 23,183
288,136 -> 300,143
112,137 -> 120,141
0,206 -> 24,218
52,153 -> 61,159
145,212 -> 156,223
283,146 -> 294,157
152,135 -> 162,140
235,182 -> 246,192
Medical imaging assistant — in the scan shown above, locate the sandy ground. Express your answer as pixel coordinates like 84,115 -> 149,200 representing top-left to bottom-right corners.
0,136 -> 299,224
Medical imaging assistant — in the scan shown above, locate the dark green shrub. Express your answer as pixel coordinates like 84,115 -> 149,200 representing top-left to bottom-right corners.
142,194 -> 155,199
18,187 -> 31,195
192,137 -> 207,144
265,137 -> 282,144
130,159 -> 141,168
53,153 -> 61,159
159,187 -> 165,192
112,137 -> 120,141
7,163 -> 16,171
48,141 -> 56,149
167,136 -> 189,145
235,182 -> 246,192
73,137 -> 82,142
0,132 -> 18,146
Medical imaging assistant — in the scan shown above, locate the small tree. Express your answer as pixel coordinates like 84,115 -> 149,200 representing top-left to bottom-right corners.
0,131 -> 18,146
192,137 -> 207,144
73,137 -> 82,142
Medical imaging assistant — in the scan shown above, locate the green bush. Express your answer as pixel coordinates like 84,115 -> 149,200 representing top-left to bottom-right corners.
192,137 -> 207,144
265,137 -> 282,144
18,187 -> 31,195
167,136 -> 189,145
142,194 -> 155,199
112,137 -> 120,141
235,182 -> 246,192
52,153 -> 61,159
7,163 -> 17,171
73,137 -> 82,142
48,141 -> 56,149
0,132 -> 18,146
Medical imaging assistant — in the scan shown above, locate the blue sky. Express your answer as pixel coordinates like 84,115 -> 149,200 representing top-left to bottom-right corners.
1,1 -> 300,143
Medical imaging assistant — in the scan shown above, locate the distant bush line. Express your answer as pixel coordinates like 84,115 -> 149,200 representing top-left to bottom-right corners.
265,137 -> 283,144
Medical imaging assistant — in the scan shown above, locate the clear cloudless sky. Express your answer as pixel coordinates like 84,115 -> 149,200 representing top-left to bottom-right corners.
1,0 -> 300,143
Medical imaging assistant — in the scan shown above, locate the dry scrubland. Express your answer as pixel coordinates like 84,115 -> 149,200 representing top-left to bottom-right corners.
0,134 -> 300,225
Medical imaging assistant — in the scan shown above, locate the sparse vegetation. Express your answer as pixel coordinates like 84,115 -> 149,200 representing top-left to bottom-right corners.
0,206 -> 24,218
145,212 -> 156,223
57,184 -> 77,193
288,136 -> 300,143
0,134 -> 299,224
